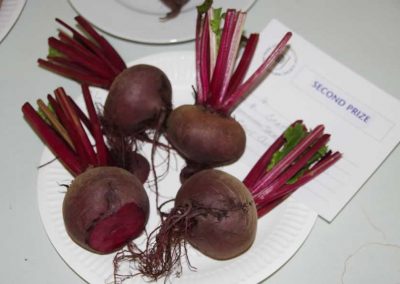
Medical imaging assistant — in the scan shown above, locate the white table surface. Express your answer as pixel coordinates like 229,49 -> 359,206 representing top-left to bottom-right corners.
1,0 -> 400,283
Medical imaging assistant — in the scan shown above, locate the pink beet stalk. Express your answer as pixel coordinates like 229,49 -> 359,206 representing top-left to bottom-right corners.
22,86 -> 112,176
243,121 -> 342,217
38,16 -> 127,89
81,84 -> 109,166
22,103 -> 84,176
194,5 -> 292,115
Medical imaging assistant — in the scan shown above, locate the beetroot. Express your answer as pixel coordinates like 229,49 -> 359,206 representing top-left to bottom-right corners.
166,3 -> 292,180
63,167 -> 149,254
167,104 -> 245,169
174,169 -> 257,260
103,64 -> 172,137
22,86 -> 151,254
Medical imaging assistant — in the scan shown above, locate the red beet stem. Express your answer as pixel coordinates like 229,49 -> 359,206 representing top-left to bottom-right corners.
213,11 -> 247,107
74,16 -> 127,72
54,88 -> 97,167
195,10 -> 210,105
221,32 -> 293,114
81,84 -> 109,166
67,95 -> 93,136
252,133 -> 331,203
256,151 -> 342,217
58,31 -> 114,73
38,58 -> 112,89
251,124 -> 325,195
55,32 -> 115,79
243,121 -> 342,217
48,37 -> 110,78
243,120 -> 303,189
22,103 -> 83,176
39,16 -> 127,89
208,9 -> 239,107
226,33 -> 259,95
55,18 -> 122,76
243,135 -> 285,189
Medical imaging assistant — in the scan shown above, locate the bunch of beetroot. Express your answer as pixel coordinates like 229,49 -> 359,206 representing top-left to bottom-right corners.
22,1 -> 342,283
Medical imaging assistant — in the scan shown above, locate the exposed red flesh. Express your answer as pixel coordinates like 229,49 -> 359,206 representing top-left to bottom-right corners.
88,203 -> 147,254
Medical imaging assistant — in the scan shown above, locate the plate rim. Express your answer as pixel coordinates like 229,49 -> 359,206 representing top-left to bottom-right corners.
0,0 -> 27,43
67,0 -> 257,44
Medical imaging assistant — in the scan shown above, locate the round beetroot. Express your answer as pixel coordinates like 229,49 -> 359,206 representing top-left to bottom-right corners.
103,64 -> 172,136
118,169 -> 257,280
63,167 -> 150,254
175,169 -> 257,260
166,104 -> 246,167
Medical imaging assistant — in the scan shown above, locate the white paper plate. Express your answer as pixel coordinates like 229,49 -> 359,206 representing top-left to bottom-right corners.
68,0 -> 257,44
37,51 -> 317,284
0,0 -> 26,43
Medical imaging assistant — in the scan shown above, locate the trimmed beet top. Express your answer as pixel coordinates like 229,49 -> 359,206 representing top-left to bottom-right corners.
166,2 -> 292,181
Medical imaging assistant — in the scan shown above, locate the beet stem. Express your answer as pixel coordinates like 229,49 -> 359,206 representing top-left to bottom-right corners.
49,36 -> 113,79
36,98 -> 74,149
22,103 -> 83,176
208,9 -> 238,106
55,18 -> 122,77
74,16 -> 127,72
38,58 -> 112,89
226,33 -> 259,95
244,120 -> 303,190
55,88 -> 97,167
222,32 -> 293,114
214,12 -> 247,107
251,124 -> 325,195
195,11 -> 210,105
252,133 -> 331,203
81,84 -> 109,166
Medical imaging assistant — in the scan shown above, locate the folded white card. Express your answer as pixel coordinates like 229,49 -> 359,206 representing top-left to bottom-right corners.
234,19 -> 400,222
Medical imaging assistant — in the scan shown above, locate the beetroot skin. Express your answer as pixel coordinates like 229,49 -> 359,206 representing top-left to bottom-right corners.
103,64 -> 172,136
166,104 -> 246,167
63,167 -> 150,254
175,169 -> 257,260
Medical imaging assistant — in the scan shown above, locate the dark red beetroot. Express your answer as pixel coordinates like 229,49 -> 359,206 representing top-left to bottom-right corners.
63,167 -> 149,254
22,86 -> 151,254
166,3 -> 292,181
167,104 -> 245,167
174,169 -> 257,260
103,64 -> 172,137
